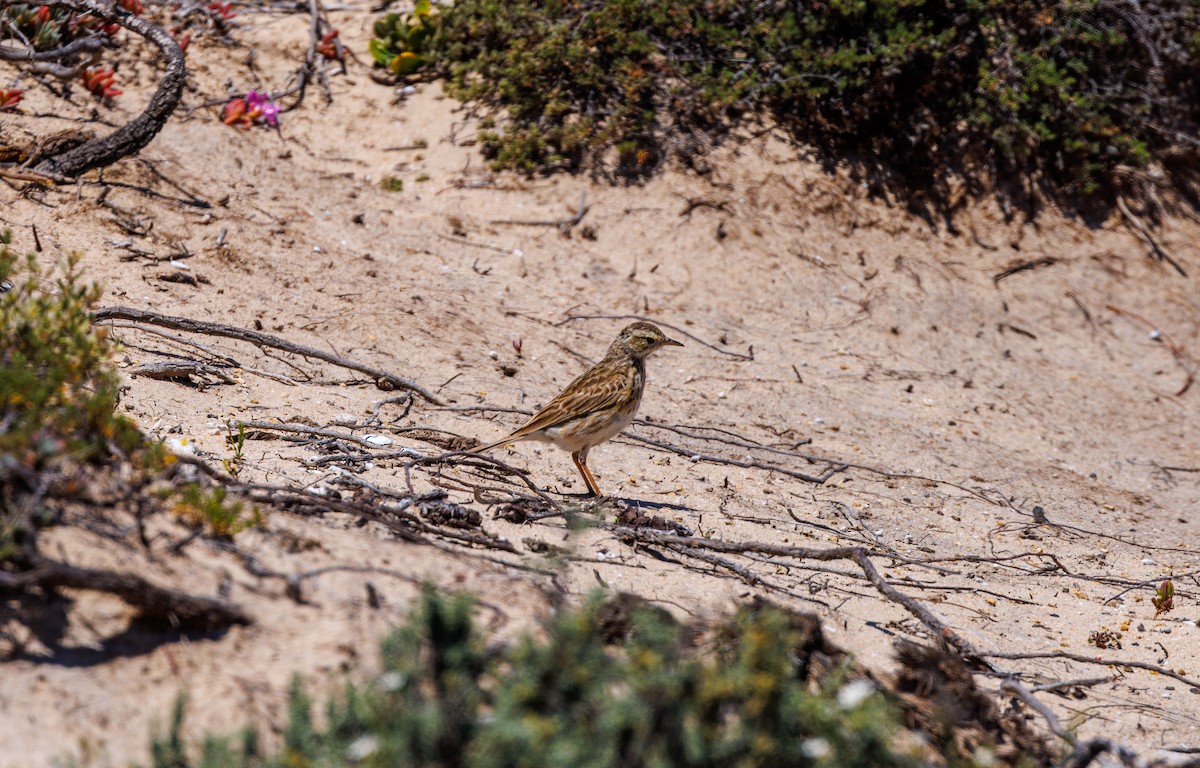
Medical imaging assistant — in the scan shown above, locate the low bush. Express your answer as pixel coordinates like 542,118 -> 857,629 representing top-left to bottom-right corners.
412,0 -> 1199,205
154,590 -> 936,767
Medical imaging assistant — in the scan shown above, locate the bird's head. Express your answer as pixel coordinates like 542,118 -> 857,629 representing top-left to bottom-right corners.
617,321 -> 684,359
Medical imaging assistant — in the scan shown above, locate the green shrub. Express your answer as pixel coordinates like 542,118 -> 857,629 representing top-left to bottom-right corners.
0,233 -> 146,560
154,590 -> 927,767
0,233 -> 141,463
412,0 -> 1199,202
169,483 -> 261,540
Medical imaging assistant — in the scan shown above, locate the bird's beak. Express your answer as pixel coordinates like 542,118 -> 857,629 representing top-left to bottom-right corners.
664,337 -> 684,347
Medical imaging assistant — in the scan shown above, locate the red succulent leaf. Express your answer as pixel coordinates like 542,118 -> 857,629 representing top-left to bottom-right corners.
316,28 -> 340,58
81,67 -> 120,98
222,97 -> 247,125
206,1 -> 235,20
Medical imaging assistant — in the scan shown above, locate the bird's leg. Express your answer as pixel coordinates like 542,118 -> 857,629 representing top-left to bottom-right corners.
571,451 -> 603,497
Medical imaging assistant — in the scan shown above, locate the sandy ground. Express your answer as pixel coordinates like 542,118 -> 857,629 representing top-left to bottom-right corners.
2,4 -> 1199,766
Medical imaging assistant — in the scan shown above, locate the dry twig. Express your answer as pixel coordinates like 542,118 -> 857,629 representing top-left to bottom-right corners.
1116,195 -> 1187,277
93,306 -> 445,403
490,191 -> 589,232
1106,304 -> 1195,396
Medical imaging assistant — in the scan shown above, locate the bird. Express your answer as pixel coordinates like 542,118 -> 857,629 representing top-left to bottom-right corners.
473,321 -> 683,497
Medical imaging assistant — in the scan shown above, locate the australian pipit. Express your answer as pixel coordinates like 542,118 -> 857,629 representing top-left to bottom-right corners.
473,321 -> 683,496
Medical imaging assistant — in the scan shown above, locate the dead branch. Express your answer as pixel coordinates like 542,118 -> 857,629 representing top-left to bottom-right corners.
490,191 -> 589,232
130,359 -> 237,384
556,314 -> 754,360
280,0 -> 332,113
237,419 -> 425,455
1116,195 -> 1187,277
992,256 -> 1060,284
437,234 -> 521,255
622,431 -> 847,484
606,528 -> 984,661
678,196 -> 730,218
632,420 -> 814,457
981,650 -> 1200,689
1106,304 -> 1195,396
108,320 -> 241,366
4,0 -> 188,178
93,306 -> 445,403
236,481 -> 518,553
0,553 -> 250,629
1000,678 -> 1073,743
1031,676 -> 1112,693
0,33 -> 104,62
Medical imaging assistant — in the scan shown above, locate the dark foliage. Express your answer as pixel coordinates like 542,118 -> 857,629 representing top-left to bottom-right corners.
421,0 -> 1199,209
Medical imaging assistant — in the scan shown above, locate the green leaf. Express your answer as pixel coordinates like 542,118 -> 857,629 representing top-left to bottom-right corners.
408,25 -> 429,49
368,38 -> 395,66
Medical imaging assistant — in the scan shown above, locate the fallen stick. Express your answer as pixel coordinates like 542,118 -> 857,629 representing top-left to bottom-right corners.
607,528 -> 984,661
106,320 -> 241,366
1116,195 -> 1187,277
490,191 -> 589,231
1000,678 -> 1073,743
237,419 -> 425,454
1106,304 -> 1195,396
992,256 -> 1060,284
622,431 -> 846,485
93,306 -> 445,403
131,359 -> 237,384
981,649 -> 1200,690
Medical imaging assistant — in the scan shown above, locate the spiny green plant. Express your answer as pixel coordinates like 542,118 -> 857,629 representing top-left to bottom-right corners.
0,233 -> 153,558
368,0 -> 436,76
152,589 -> 942,767
169,483 -> 261,540
0,231 -> 142,464
223,421 -> 246,478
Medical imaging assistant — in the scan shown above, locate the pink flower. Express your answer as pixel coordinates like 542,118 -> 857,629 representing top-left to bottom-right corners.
245,90 -> 280,127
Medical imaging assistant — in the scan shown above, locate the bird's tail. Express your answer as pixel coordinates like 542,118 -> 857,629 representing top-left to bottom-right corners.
471,435 -> 516,454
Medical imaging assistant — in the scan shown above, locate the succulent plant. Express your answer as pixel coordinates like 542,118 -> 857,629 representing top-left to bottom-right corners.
368,0 -> 434,76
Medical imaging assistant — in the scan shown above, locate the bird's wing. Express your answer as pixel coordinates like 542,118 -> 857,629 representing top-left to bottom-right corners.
506,360 -> 634,439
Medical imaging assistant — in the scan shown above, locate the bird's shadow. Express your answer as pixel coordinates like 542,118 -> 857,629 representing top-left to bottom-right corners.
555,492 -> 696,515
613,497 -> 695,514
